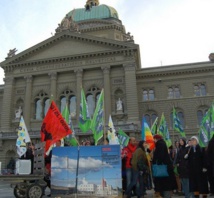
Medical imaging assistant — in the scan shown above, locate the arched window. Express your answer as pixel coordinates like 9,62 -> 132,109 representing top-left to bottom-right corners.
70,95 -> 76,117
60,90 -> 76,117
144,112 -> 158,128
194,84 -> 207,96
168,86 -> 180,99
44,98 -> 50,116
86,87 -> 101,117
143,90 -> 148,101
87,94 -> 95,118
60,97 -> 66,113
35,99 -> 42,120
34,91 -> 49,120
170,109 -> 185,129
142,89 -> 155,101
197,106 -> 209,125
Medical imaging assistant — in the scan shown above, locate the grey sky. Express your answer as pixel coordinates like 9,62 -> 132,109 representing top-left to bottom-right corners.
0,0 -> 214,84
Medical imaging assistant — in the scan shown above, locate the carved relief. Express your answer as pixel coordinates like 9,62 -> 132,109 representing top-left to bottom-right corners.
57,83 -> 76,98
32,86 -> 50,98
83,80 -> 103,91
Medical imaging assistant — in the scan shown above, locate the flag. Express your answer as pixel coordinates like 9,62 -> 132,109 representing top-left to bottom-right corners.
79,88 -> 91,133
90,89 -> 104,145
118,129 -> 129,148
67,114 -> 79,146
198,104 -> 214,147
16,116 -> 31,157
151,117 -> 158,135
62,103 -> 69,123
41,101 -> 72,154
158,113 -> 172,148
173,108 -> 186,137
142,117 -> 155,150
107,115 -> 119,145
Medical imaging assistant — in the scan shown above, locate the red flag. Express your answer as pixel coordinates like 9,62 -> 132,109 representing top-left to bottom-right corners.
40,101 -> 72,153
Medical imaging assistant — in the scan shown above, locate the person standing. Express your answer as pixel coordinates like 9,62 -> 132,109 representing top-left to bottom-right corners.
121,137 -> 137,194
187,136 -> 208,198
206,135 -> 214,196
173,141 -> 182,195
123,140 -> 149,198
176,138 -> 194,198
152,134 -> 177,198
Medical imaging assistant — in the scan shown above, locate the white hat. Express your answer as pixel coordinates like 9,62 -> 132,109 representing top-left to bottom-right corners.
190,136 -> 199,144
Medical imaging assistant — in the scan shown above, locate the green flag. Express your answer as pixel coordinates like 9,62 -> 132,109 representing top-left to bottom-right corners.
151,117 -> 158,135
90,89 -> 104,145
78,88 -> 91,133
62,103 -> 69,123
173,108 -> 186,137
198,103 -> 214,147
117,129 -> 129,148
62,104 -> 78,146
68,115 -> 79,146
158,113 -> 172,148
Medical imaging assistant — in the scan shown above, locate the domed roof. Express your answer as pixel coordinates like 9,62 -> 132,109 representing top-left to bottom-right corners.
66,4 -> 119,23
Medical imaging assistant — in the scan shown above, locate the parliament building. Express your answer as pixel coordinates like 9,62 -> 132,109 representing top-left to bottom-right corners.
0,0 -> 214,168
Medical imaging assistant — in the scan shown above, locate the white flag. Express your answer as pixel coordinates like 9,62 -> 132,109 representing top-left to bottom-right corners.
107,115 -> 119,145
16,116 -> 31,157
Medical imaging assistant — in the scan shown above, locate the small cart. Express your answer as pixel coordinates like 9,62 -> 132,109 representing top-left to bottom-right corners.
0,142 -> 47,198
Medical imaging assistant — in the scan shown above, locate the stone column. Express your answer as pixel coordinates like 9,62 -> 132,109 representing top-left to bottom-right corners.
48,72 -> 57,101
101,66 -> 111,124
74,69 -> 83,121
24,75 -> 33,129
123,63 -> 139,123
0,77 -> 14,132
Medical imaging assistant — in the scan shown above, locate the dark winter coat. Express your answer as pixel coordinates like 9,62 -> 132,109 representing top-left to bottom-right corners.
152,139 -> 177,192
176,145 -> 189,178
207,136 -> 214,177
188,145 -> 209,194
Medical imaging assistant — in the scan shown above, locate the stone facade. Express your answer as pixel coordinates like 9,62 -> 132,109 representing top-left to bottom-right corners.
0,3 -> 213,168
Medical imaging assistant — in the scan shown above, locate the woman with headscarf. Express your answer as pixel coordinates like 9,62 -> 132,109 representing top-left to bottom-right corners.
123,140 -> 149,198
152,134 -> 177,198
187,136 -> 209,198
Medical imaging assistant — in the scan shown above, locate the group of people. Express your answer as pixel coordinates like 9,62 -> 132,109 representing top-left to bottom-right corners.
121,134 -> 214,198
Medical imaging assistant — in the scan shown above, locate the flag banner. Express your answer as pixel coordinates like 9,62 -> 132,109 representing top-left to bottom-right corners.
158,113 -> 172,148
16,116 -> 31,157
41,101 -> 72,154
117,129 -> 129,148
198,104 -> 214,147
107,115 -> 119,145
67,114 -> 79,146
62,103 -> 69,124
90,89 -> 104,145
79,88 -> 91,133
142,117 -> 155,150
151,117 -> 158,135
173,108 -> 186,137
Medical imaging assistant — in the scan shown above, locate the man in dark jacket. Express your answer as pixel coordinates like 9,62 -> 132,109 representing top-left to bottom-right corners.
207,135 -> 214,195
153,134 -> 177,198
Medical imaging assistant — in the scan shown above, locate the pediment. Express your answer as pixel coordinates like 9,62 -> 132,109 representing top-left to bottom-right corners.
1,32 -> 135,65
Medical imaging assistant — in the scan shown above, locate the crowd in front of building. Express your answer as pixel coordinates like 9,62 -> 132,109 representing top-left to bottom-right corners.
120,134 -> 214,198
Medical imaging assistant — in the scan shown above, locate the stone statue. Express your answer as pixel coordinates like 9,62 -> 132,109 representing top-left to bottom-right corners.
116,98 -> 123,111
7,48 -> 17,58
15,106 -> 22,119
61,14 -> 71,29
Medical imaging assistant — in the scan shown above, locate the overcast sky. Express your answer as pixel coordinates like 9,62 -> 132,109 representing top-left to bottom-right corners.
0,0 -> 214,84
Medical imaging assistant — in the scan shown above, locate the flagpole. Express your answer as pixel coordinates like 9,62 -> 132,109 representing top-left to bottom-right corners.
103,89 -> 106,145
172,107 -> 175,148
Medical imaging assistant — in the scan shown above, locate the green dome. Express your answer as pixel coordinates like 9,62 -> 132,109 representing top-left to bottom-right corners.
67,4 -> 119,22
